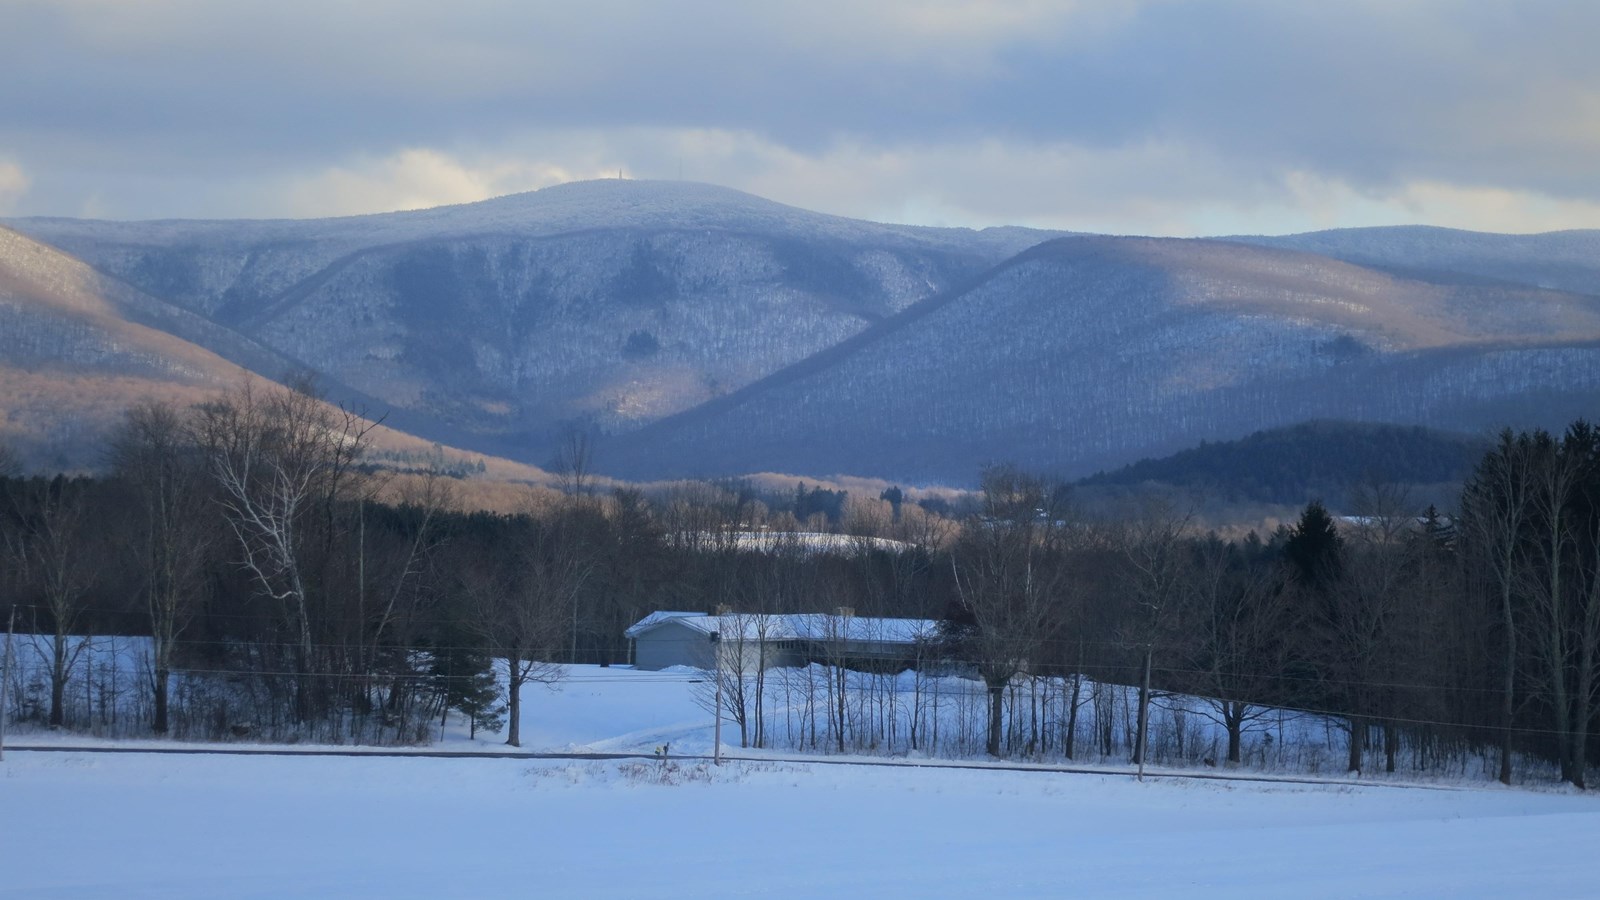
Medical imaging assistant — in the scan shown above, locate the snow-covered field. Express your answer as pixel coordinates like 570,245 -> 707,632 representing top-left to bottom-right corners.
4,638 -> 1432,778
4,664 -> 1599,898
3,750 -> 1596,898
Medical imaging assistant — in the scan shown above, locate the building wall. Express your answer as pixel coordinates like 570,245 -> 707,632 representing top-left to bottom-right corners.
633,621 -> 716,671
722,640 -> 805,673
798,638 -> 922,673
632,624 -> 921,672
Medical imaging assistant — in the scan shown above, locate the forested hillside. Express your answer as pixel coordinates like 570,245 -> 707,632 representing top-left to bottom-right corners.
1080,420 -> 1486,507
7,181 -> 1047,458
602,235 -> 1600,482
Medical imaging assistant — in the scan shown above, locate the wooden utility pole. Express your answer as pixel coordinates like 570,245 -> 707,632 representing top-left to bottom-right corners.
0,605 -> 15,762
1136,643 -> 1152,782
710,630 -> 722,766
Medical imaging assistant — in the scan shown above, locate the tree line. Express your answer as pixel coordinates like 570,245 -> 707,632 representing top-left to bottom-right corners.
0,378 -> 1597,786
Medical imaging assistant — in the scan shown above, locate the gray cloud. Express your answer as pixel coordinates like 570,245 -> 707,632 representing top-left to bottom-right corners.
2,0 -> 1596,232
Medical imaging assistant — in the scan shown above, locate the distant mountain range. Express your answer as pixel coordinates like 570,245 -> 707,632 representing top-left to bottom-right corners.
4,180 -> 1598,483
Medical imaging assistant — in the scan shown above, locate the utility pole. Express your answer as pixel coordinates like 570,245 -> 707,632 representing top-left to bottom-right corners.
440,650 -> 450,743
358,496 -> 365,648
710,630 -> 722,766
1136,642 -> 1153,782
0,605 -> 15,762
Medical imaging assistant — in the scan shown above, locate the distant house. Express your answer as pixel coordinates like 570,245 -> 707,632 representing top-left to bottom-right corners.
624,610 -> 939,672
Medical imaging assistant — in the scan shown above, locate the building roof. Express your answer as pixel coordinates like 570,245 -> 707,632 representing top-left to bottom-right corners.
622,611 -> 708,637
625,611 -> 939,644
676,532 -> 914,555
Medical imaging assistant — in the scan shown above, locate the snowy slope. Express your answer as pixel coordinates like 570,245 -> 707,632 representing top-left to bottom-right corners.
6,635 -> 1597,897
603,236 -> 1600,482
4,180 -> 1052,324
5,181 -> 1054,461
1228,225 -> 1600,297
2,750 -> 1596,899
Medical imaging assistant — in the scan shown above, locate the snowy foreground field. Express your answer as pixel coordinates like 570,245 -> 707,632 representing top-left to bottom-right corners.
4,752 -> 1598,898
4,665 -> 1600,898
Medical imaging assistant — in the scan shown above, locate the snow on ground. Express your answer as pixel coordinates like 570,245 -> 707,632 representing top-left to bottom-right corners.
1,750 -> 1596,899
0,638 -> 1568,797
5,661 -> 1600,897
508,665 -> 711,752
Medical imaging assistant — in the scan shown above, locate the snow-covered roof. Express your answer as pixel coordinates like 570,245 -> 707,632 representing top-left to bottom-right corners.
626,611 -> 939,644
623,611 -> 708,638
676,532 -> 915,555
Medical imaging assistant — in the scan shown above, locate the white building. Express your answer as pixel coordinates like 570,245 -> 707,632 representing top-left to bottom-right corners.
624,610 -> 939,672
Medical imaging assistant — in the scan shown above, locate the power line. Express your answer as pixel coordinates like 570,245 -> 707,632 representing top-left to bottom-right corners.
0,625 -> 1562,701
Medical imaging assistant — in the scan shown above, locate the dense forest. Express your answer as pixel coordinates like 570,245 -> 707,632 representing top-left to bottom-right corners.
1079,420 -> 1485,507
2,379 -> 1599,787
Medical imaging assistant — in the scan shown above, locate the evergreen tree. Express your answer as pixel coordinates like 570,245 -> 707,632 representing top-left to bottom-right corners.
1284,499 -> 1343,589
431,642 -> 503,738
879,485 -> 904,522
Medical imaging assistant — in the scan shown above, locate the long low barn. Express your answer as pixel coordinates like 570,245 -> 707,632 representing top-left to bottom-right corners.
625,611 -> 939,672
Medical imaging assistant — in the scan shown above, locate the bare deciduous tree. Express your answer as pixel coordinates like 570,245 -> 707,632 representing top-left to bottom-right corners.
1524,429 -> 1586,783
194,378 -> 374,721
463,513 -> 592,747
3,476 -> 95,727
364,468 -> 452,673
1560,423 -> 1600,788
948,466 -> 1070,758
692,608 -> 778,749
1458,429 -> 1536,785
1115,497 -> 1193,768
1181,534 -> 1290,765
554,427 -> 594,499
110,400 -> 213,734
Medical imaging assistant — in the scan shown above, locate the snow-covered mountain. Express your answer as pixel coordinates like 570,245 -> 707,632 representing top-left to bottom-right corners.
6,181 -> 1600,483
8,181 -> 1050,460
601,236 -> 1600,482
1227,225 -> 1600,297
0,225 -> 268,466
0,225 -> 543,474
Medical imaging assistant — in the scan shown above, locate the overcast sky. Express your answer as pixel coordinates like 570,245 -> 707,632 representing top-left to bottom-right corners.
2,0 -> 1597,235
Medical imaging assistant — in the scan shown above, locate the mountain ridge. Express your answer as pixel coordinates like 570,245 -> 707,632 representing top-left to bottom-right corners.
4,181 -> 1600,484
597,234 -> 1600,483
8,181 -> 1055,455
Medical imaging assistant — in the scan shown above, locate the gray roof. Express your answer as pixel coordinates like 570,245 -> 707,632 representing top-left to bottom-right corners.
625,611 -> 938,644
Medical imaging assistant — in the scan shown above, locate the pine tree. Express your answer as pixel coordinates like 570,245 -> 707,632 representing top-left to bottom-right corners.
1285,499 -> 1343,589
432,644 -> 503,738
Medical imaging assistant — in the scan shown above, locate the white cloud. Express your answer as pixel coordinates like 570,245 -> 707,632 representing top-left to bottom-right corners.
243,132 -> 1600,236
0,159 -> 30,214
1384,182 -> 1600,235
267,149 -> 602,218
723,140 -> 1600,236
557,129 -> 1305,234
8,1 -> 1600,234
1175,170 -> 1600,237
